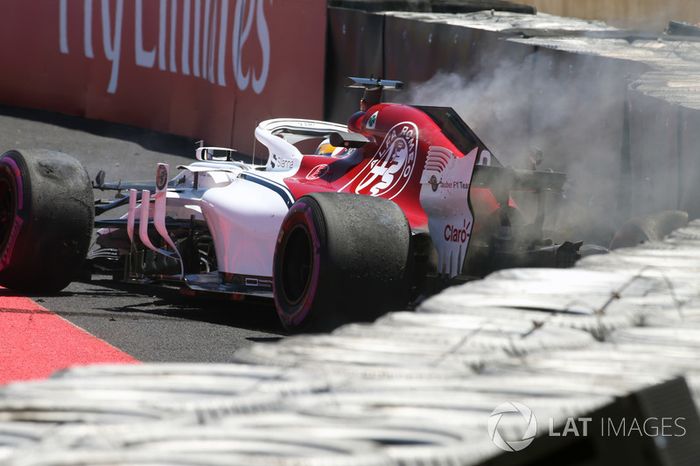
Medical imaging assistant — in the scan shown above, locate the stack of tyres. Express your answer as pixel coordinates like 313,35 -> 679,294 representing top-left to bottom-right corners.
284,388 -> 610,464
7,451 -> 255,466
50,363 -> 331,398
408,305 -> 634,340
1,363 -> 333,424
608,327 -> 700,402
234,333 -> 509,371
0,424 -> 54,462
334,316 -> 595,356
5,223 -> 700,464
9,450 -> 392,466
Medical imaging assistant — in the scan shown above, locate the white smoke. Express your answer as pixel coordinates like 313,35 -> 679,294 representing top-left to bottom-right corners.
395,53 -> 635,244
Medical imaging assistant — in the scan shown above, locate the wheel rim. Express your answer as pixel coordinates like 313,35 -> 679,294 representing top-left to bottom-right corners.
279,224 -> 313,308
0,171 -> 16,254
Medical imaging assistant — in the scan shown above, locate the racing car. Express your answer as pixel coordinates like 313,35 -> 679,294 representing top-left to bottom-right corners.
0,77 -> 604,331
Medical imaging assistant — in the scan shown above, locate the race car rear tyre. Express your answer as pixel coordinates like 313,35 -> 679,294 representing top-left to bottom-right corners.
273,193 -> 412,332
0,149 -> 94,293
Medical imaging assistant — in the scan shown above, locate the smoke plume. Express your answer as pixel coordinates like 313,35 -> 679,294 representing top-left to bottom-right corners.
395,52 -> 635,244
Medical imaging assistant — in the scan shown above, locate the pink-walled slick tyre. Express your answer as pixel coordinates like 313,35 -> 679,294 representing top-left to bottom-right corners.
0,149 -> 93,293
273,193 -> 411,333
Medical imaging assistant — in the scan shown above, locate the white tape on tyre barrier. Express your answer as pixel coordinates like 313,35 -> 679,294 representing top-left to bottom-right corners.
496,349 -> 685,383
52,363 -> 316,381
331,373 -> 647,400
11,427 -> 395,466
639,306 -> 700,327
233,336 -> 506,371
0,399 -> 179,425
4,375 -> 327,402
609,327 -> 700,349
0,423 -> 55,462
6,450 -> 394,466
0,386 -> 286,426
332,322 -> 595,357
410,306 -> 635,340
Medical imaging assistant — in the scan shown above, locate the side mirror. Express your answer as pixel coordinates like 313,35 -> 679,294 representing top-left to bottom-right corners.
195,147 -> 237,161
329,131 -> 370,149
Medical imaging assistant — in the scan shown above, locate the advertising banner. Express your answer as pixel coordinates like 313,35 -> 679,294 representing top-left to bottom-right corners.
0,0 -> 327,152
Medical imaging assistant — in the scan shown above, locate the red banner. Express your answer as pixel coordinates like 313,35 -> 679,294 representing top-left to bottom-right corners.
0,0 -> 326,152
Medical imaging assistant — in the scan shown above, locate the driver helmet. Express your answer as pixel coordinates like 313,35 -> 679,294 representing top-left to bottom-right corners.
315,138 -> 336,156
315,138 -> 354,158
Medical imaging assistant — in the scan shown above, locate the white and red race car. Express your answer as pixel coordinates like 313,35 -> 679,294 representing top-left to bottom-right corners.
0,78 -> 578,331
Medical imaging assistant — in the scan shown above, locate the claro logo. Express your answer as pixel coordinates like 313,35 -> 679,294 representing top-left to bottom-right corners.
58,0 -> 271,95
444,220 -> 471,244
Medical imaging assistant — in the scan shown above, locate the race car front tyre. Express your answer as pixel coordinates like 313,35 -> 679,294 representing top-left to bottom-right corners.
0,149 -> 94,293
273,193 -> 412,332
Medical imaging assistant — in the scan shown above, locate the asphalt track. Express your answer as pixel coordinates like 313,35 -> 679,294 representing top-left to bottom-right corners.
0,106 -> 284,382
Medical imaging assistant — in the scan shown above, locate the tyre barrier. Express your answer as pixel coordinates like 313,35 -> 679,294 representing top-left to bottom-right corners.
333,372 -> 650,399
6,415 -> 395,466
402,305 -> 635,341
440,268 -> 681,305
52,362 -> 318,381
0,423 -> 55,462
41,427 -> 385,460
546,345 -> 700,377
0,399 -> 175,426
638,304 -> 700,327
1,364 -> 334,427
609,326 -> 700,350
43,364 -> 331,399
234,335 -> 508,373
492,344 -> 700,419
334,318 -> 595,356
284,390 -> 612,447
5,207 -> 700,464
668,221 -> 700,241
215,411 -> 502,466
58,421 -> 479,466
4,451 -> 254,466
8,450 -> 393,466
0,382 -> 284,424
55,361 -> 473,383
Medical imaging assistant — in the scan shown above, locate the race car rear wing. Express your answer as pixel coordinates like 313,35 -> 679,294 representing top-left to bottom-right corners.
347,77 -> 404,90
347,77 -> 404,109
471,165 -> 566,193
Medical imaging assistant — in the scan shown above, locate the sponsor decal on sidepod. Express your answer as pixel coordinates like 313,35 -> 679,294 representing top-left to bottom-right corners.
339,121 -> 418,200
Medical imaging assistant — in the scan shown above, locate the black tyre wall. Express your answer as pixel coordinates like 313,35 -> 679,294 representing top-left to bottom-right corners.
0,149 -> 94,293
273,193 -> 412,332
